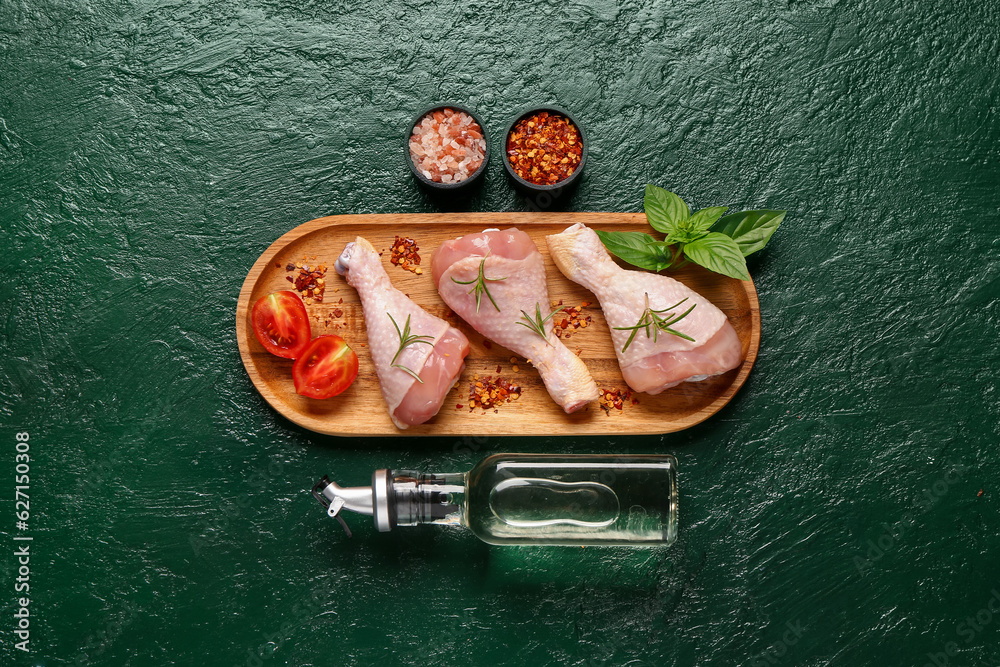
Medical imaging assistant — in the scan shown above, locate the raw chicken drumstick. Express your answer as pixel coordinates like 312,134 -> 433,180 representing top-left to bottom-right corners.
336,237 -> 470,429
432,228 -> 599,413
546,223 -> 744,394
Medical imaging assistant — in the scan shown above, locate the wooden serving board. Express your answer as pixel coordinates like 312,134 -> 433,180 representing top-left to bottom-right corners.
236,213 -> 760,436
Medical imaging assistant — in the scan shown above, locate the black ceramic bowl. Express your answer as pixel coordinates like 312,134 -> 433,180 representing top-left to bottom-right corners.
406,104 -> 490,191
502,105 -> 587,193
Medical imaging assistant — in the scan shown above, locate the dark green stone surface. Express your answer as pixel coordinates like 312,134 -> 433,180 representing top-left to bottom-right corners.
2,0 -> 999,664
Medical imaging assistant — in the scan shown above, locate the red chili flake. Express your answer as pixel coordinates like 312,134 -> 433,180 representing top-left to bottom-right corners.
333,308 -> 344,318
506,111 -> 583,185
599,387 -> 634,415
456,404 -> 463,410
389,236 -> 423,274
466,374 -> 522,412
978,489 -> 984,497
286,259 -> 327,303
548,303 -> 592,341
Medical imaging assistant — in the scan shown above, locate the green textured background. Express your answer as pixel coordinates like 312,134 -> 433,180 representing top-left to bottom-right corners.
2,0 -> 999,665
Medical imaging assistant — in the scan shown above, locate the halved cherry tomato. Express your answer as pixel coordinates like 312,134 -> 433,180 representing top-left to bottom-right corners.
293,335 -> 359,399
251,291 -> 311,359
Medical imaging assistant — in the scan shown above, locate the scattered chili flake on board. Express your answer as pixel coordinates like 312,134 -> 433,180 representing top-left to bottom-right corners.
506,111 -> 583,185
599,387 -> 634,414
389,236 -> 422,274
978,489 -> 984,497
553,303 -> 593,340
466,374 -> 521,412
286,258 -> 328,304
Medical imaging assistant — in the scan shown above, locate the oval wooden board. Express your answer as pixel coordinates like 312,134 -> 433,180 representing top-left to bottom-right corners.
236,213 -> 760,437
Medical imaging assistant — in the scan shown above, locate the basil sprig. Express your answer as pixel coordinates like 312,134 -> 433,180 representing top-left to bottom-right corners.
596,184 -> 785,281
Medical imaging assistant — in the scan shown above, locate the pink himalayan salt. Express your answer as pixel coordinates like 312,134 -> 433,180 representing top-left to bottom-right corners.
409,108 -> 486,184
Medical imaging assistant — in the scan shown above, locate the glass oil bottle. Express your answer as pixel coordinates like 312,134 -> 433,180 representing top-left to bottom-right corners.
312,453 -> 678,546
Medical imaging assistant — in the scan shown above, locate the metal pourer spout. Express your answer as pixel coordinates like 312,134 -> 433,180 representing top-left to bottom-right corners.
311,471 -> 394,537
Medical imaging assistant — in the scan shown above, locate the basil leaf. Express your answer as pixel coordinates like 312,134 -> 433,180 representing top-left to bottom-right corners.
682,232 -> 751,281
596,230 -> 672,271
644,184 -> 689,236
664,229 -> 701,246
687,206 -> 729,234
711,209 -> 785,256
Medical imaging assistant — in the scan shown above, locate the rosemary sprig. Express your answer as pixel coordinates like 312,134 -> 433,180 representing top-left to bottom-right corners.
450,257 -> 507,313
516,302 -> 560,345
387,312 -> 435,383
613,293 -> 696,353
